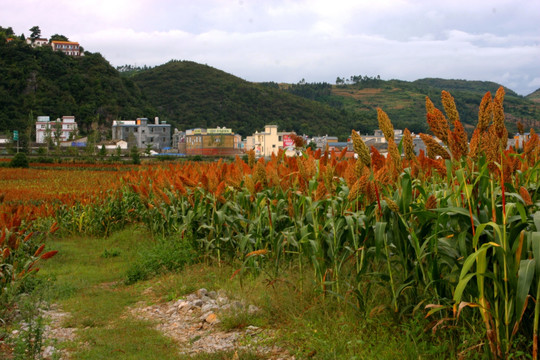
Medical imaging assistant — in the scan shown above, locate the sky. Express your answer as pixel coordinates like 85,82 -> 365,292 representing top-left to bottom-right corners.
2,0 -> 540,96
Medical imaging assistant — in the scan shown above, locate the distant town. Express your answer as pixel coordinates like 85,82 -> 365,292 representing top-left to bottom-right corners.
0,114 -> 529,159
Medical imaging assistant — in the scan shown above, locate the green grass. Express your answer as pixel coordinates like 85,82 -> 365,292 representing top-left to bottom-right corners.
39,226 -> 185,359
36,226 -> 479,359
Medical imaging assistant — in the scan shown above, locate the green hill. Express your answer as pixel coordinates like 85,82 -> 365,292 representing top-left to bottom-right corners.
2,27 -> 538,144
281,77 -> 540,135
129,60 -> 368,138
526,88 -> 540,103
0,36 -> 156,140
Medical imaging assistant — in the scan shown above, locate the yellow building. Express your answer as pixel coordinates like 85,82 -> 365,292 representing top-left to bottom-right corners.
245,125 -> 295,157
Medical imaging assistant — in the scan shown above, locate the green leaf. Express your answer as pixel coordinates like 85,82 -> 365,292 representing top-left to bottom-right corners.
516,259 -> 535,321
400,175 -> 412,214
471,222 -> 503,249
454,273 -> 476,302
454,243 -> 498,302
433,207 -> 479,226
374,222 -> 387,259
534,212 -> 540,232
532,232 -> 540,275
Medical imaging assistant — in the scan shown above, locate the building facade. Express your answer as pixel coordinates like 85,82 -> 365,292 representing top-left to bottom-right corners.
185,127 -> 241,156
35,116 -> 78,143
112,117 -> 171,150
26,38 -> 48,47
51,40 -> 81,56
245,125 -> 296,157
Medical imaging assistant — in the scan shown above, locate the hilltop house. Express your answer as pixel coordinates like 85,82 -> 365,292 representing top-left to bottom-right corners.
26,37 -> 48,47
51,40 -> 81,56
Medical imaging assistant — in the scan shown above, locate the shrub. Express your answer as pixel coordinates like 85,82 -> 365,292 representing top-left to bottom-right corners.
10,153 -> 29,168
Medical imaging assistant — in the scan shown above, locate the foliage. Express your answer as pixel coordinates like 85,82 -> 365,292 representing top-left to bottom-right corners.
130,60 -> 368,138
0,36 -> 156,135
130,145 -> 140,165
10,152 -> 29,168
125,237 -> 195,284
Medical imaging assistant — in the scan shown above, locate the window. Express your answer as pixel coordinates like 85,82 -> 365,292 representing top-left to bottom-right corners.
272,144 -> 276,148
278,136 -> 282,141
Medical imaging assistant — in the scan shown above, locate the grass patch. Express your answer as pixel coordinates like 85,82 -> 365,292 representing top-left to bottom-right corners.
125,237 -> 195,285
38,226 -> 187,359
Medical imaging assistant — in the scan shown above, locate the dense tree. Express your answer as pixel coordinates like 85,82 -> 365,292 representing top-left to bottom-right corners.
29,26 -> 41,42
0,36 -> 156,136
49,34 -> 69,42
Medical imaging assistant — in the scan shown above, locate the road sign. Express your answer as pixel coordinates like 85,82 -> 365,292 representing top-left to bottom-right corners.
13,130 -> 18,141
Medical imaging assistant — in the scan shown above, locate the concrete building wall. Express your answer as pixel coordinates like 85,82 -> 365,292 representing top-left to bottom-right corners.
112,118 -> 171,150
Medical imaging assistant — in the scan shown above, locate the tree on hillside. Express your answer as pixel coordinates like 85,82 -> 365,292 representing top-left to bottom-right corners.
29,26 -> 41,42
53,121 -> 63,148
0,26 -> 14,36
50,34 -> 68,42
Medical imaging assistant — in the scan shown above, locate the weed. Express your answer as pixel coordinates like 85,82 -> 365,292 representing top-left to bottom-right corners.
101,248 -> 121,258
125,237 -> 196,284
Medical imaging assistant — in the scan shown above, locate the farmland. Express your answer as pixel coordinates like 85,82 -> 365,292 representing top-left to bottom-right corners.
1,88 -> 540,359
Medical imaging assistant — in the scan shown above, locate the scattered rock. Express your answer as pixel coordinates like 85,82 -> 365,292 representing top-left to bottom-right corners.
39,304 -> 76,360
130,288 -> 294,359
205,313 -> 219,324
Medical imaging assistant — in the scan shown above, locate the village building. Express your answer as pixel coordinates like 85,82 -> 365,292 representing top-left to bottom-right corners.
311,135 -> 339,149
185,127 -> 242,156
26,37 -> 48,47
245,125 -> 296,157
112,117 -> 171,150
172,129 -> 186,153
51,40 -> 81,56
35,116 -> 78,143
512,133 -> 532,150
100,139 -> 128,151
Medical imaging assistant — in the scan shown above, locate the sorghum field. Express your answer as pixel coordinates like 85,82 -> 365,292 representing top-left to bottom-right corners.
1,87 -> 540,359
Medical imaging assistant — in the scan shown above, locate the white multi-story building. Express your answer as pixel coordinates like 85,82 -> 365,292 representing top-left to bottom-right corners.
51,40 -> 81,56
35,116 -> 78,143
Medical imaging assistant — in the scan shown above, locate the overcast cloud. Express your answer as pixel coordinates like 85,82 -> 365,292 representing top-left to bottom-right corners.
2,0 -> 539,95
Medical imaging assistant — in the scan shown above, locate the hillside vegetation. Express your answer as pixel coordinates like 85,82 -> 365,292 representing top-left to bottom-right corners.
129,60 -> 370,138
0,38 -> 156,141
2,26 -> 539,142
277,77 -> 540,135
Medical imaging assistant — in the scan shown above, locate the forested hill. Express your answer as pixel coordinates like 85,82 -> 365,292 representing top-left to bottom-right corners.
128,60 -> 364,137
274,77 -> 540,135
2,30 -> 538,141
527,88 -> 540,103
0,37 -> 156,136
